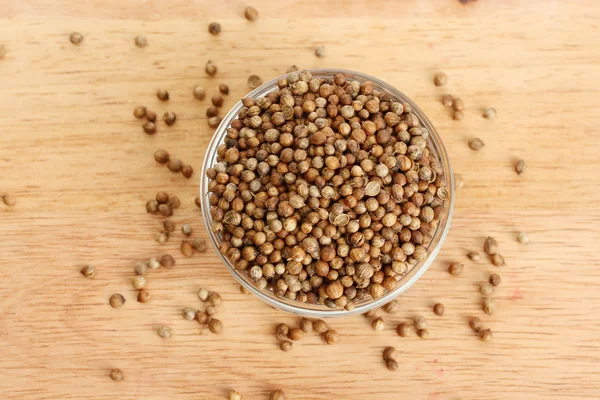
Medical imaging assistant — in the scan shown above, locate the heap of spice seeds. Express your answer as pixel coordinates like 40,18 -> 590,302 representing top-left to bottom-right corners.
205,70 -> 449,310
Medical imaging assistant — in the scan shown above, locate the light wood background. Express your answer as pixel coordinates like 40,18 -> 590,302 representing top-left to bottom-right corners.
1,1 -> 599,399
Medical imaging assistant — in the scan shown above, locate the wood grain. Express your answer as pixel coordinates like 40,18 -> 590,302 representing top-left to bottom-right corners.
1,1 -> 599,399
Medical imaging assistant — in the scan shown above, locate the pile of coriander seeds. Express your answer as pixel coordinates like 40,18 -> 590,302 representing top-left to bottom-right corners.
204,70 -> 449,311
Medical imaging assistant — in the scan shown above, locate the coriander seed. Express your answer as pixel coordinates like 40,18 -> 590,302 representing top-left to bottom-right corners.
448,262 -> 464,276
515,159 -> 526,175
148,258 -> 161,270
180,240 -> 193,257
417,328 -> 429,339
469,316 -> 482,332
181,223 -> 192,236
469,138 -> 485,151
80,265 -> 95,278
382,300 -> 398,314
372,317 -> 385,331
517,231 -> 529,245
454,173 -> 464,190
167,159 -> 183,172
489,274 -> 501,286
479,328 -> 493,342
154,149 -> 170,163
69,32 -> 83,45
433,72 -> 447,86
208,22 -> 221,35
315,46 -> 325,58
313,320 -> 328,334
158,203 -> 172,217
248,74 -> 262,89
134,35 -> 147,47
182,307 -> 196,321
219,84 -> 229,95
491,253 -> 505,267
229,390 -> 242,400
133,106 -> 146,119
385,358 -> 399,371
289,328 -> 304,341
396,322 -> 412,337
143,122 -> 156,134
300,318 -> 313,333
156,89 -> 169,101
137,290 -> 151,303
480,282 -> 494,295
484,236 -> 498,255
212,95 -> 223,107
163,111 -> 176,126
193,86 -> 206,100
483,107 -> 496,119
441,94 -> 454,107
157,326 -> 172,338
414,316 -> 427,330
205,305 -> 216,316
270,389 -> 284,400
433,303 -> 445,316
160,254 -> 175,268
482,298 -> 496,315
163,219 -> 175,233
383,346 -> 396,360
192,238 -> 207,252
132,276 -> 147,290
276,323 -> 290,337
208,116 -> 221,128
240,285 -> 249,294
155,231 -> 168,244
194,196 -> 201,209
205,60 -> 217,76
2,194 -> 16,206
467,251 -> 481,261
181,164 -> 194,179
323,330 -> 339,344
145,110 -> 157,122
195,311 -> 208,324
109,293 -> 126,308
198,288 -> 209,301
244,6 -> 259,21
134,261 -> 148,276
280,340 -> 292,351
453,97 -> 464,111
110,368 -> 124,382
207,292 -> 222,305
208,318 -> 222,333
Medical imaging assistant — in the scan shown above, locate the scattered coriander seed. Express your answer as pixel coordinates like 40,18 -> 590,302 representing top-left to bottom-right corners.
154,149 -> 170,163
148,258 -> 161,270
244,6 -> 259,21
515,159 -> 526,175
489,273 -> 501,286
134,35 -> 147,47
146,199 -> 158,213
205,60 -> 217,76
469,138 -> 485,150
207,292 -> 222,305
517,231 -> 529,245
158,203 -> 172,217
143,121 -> 156,135
80,265 -> 95,278
156,191 -> 169,204
469,316 -> 482,332
180,240 -> 193,257
467,251 -> 481,261
159,254 -> 175,268
134,261 -> 148,276
157,326 -> 172,338
194,196 -> 201,209
448,262 -> 464,276
484,237 -> 497,255
480,282 -> 494,296
453,110 -> 464,120
155,231 -> 168,244
69,32 -> 83,45
162,220 -> 175,233
453,98 -> 464,111
441,94 -> 454,107
133,106 -> 146,119
181,164 -> 194,179
228,390 -> 242,400
382,300 -> 398,314
195,311 -> 208,324
208,22 -> 221,35
167,159 -> 183,173
383,346 -> 396,360
168,195 -> 181,208
205,305 -> 216,316
280,340 -> 292,351
312,320 -> 328,334
323,330 -> 339,344
219,84 -> 229,95
3,194 -> 16,206
192,238 -> 207,252
109,293 -> 126,308
156,89 -> 169,101
182,307 -> 196,321
483,107 -> 497,119
479,328 -> 493,342
300,318 -> 313,333
482,298 -> 496,315
163,111 -> 176,126
414,316 -> 427,330
372,317 -> 385,331
433,303 -> 445,316
137,289 -> 151,303
181,223 -> 192,236
364,310 -> 377,319
276,323 -> 290,337
247,74 -> 262,89
132,275 -> 147,290
193,86 -> 206,100
433,72 -> 447,86
289,328 -> 304,341
198,288 -> 209,301
208,318 -> 222,334
417,329 -> 429,339
491,253 -> 505,267
454,173 -> 464,190
396,323 -> 412,337
314,46 -> 325,58
212,95 -> 224,107
110,368 -> 124,382
145,110 -> 157,122
270,389 -> 284,400
208,116 -> 221,128
385,358 -> 399,371
239,285 -> 249,294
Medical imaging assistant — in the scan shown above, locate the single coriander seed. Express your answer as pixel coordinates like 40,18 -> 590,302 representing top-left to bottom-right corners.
382,300 -> 399,314
137,290 -> 151,303
433,72 -> 447,86
315,46 -> 325,58
159,254 -> 175,268
479,328 -> 493,342
441,94 -> 454,107
515,159 -> 526,175
219,84 -> 229,95
163,219 -> 175,233
469,316 -> 482,332
482,298 -> 496,315
109,293 -> 126,308
280,340 -> 292,351
157,326 -> 172,338
167,159 -> 183,172
194,196 -> 201,209
469,138 -> 485,151
270,389 -> 284,400
208,22 -> 221,35
300,318 -> 313,333
453,110 -> 464,120
181,164 -> 194,179
453,97 -> 464,111
205,305 -> 216,316
208,116 -> 221,128
205,60 -> 217,76
133,106 -> 146,119
491,253 -> 505,267
517,231 -> 529,245
163,111 -> 176,126
484,236 -> 498,255
248,74 -> 262,89
110,368 -> 124,381
134,35 -> 147,47
212,95 -> 223,107
414,316 -> 427,330
396,323 -> 412,337
228,390 -> 242,400
454,173 -> 464,190
180,240 -> 193,257
192,238 -> 207,252
433,303 -> 445,316
239,285 -> 249,294
383,346 -> 396,360
372,317 -> 385,331
132,276 -> 147,290
156,89 -> 169,101
143,122 -> 156,135
483,107 -> 496,119
198,288 -> 209,301
489,274 -> 501,286
417,329 -> 429,339
2,194 -> 16,206
480,282 -> 494,296
133,261 -> 148,276
158,204 -> 172,217
385,358 -> 399,371
155,231 -> 168,244
179,224 -> 191,236
448,262 -> 464,276
195,311 -> 208,324
69,32 -> 83,45
289,328 -> 304,341
207,292 -> 222,305
80,265 -> 95,278
244,6 -> 259,21
467,251 -> 481,261
193,86 -> 206,100
323,330 -> 339,344
312,320 -> 328,334
145,110 -> 157,122
154,149 -> 169,163
208,318 -> 222,333
148,258 -> 161,270
182,307 -> 196,321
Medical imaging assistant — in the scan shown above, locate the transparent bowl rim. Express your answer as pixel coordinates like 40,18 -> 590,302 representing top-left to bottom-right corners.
200,68 -> 454,318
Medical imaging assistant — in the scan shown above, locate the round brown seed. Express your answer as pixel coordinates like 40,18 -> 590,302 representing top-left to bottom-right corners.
193,86 -> 206,100
181,164 -> 194,179
248,74 -> 262,89
491,253 -> 505,267
157,326 -> 172,338
433,303 -> 445,316
480,282 -> 494,295
137,290 -> 151,303
109,293 -> 125,308
156,89 -> 169,101
489,273 -> 501,286
372,317 -> 385,331
289,328 -> 304,341
515,159 -> 526,175
385,358 -> 399,371
479,328 -> 493,342
323,330 -> 339,344
469,138 -> 485,150
414,316 -> 427,330
154,149 -> 169,163
482,298 -> 496,315
467,251 -> 481,261
396,322 -> 412,337
143,122 -> 156,134
208,22 -> 221,35
219,84 -> 229,95
69,32 -> 83,45
205,60 -> 217,76
483,107 -> 496,119
208,318 -> 222,333
313,319 -> 328,333
2,194 -> 16,206
110,368 -> 124,381
163,111 -> 176,126
300,318 -> 313,333
160,254 -> 175,268
279,340 -> 292,351
417,329 -> 429,339
433,72 -> 447,86
469,316 -> 482,332
448,262 -> 464,276
134,35 -> 147,47
80,265 -> 95,278
270,389 -> 284,400
315,46 -> 325,58
244,6 -> 259,21
133,106 -> 146,119
382,346 -> 396,360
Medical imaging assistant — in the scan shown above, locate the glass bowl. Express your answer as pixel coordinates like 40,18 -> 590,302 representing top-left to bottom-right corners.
200,68 -> 454,318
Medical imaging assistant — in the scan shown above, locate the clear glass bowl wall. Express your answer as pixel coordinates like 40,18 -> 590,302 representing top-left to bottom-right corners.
200,68 -> 454,318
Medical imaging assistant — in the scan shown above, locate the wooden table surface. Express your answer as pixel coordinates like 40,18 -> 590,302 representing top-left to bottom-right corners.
1,1 -> 599,399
